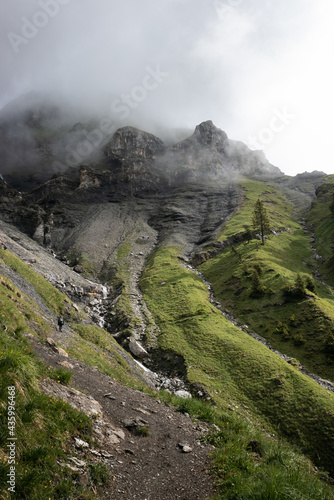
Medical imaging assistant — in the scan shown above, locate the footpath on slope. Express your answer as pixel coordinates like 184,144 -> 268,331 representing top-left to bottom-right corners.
30,336 -> 217,500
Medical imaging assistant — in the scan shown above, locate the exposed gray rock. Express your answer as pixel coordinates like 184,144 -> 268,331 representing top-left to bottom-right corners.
58,361 -> 74,369
105,126 -> 166,161
46,338 -> 68,357
41,379 -> 102,417
41,379 -> 128,447
178,442 -> 193,453
74,265 -> 85,273
174,390 -> 192,399
68,457 -> 87,467
129,340 -> 149,359
123,416 -> 150,436
75,438 -> 89,449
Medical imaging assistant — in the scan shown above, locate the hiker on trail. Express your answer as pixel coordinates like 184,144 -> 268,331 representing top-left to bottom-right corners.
57,315 -> 64,332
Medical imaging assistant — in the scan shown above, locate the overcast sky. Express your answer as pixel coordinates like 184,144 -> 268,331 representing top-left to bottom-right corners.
1,0 -> 333,176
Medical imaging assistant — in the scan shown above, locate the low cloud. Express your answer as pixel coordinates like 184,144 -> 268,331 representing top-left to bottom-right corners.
1,0 -> 333,176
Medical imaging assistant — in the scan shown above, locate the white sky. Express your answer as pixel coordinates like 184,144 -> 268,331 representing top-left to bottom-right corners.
1,0 -> 334,176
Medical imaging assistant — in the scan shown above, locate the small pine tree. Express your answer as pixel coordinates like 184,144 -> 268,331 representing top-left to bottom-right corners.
275,321 -> 290,339
253,262 -> 263,276
249,269 -> 265,298
330,195 -> 334,215
305,276 -> 316,292
283,274 -> 307,300
294,273 -> 307,298
323,330 -> 334,353
252,199 -> 271,245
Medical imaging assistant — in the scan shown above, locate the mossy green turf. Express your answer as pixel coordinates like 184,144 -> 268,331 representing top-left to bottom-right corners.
307,176 -> 334,285
0,324 -> 98,499
218,179 -> 295,242
141,245 -> 334,476
158,392 -> 334,499
199,180 -> 334,381
70,324 -> 149,391
0,249 -> 70,315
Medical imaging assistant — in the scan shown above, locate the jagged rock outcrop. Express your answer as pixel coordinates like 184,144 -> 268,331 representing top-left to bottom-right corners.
105,126 -> 166,161
0,115 -> 283,261
0,99 -> 325,273
160,120 -> 282,183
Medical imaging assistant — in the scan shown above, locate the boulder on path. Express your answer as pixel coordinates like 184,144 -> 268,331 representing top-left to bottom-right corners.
46,338 -> 68,357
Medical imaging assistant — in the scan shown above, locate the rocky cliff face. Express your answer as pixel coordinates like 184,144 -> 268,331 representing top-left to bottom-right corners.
0,93 -> 282,192
105,126 -> 166,161
158,120 -> 282,184
0,99 -> 321,266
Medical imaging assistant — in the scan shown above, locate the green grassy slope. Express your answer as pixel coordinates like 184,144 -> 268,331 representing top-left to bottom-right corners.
0,249 -> 149,498
141,245 -> 334,479
307,176 -> 334,285
199,180 -> 334,381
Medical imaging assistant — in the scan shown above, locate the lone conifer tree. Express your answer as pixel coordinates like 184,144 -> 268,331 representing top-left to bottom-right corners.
252,199 -> 271,245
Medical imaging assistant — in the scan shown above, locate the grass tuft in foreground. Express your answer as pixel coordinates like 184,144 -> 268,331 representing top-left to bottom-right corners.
158,392 -> 334,499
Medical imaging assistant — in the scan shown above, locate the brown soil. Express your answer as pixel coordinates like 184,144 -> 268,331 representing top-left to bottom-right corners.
31,338 -> 217,500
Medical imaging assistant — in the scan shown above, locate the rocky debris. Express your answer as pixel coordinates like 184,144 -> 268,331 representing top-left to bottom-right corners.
32,339 -> 216,499
178,442 -> 193,453
48,275 -> 113,330
0,236 -> 7,249
46,338 -> 68,357
190,382 -> 212,402
133,407 -> 151,416
73,264 -> 85,273
300,371 -> 334,392
77,165 -> 101,190
104,393 -> 116,400
75,438 -> 89,449
152,374 -> 190,393
40,378 -> 126,447
68,457 -> 87,468
58,360 -> 74,369
41,378 -> 103,417
122,416 -> 150,436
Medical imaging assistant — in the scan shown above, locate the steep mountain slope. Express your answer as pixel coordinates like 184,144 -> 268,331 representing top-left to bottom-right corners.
0,226 -> 162,498
1,220 -> 334,499
197,180 -> 334,381
307,176 -> 334,286
1,98 -> 334,497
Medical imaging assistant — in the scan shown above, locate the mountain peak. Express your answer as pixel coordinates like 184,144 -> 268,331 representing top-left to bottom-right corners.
193,120 -> 228,147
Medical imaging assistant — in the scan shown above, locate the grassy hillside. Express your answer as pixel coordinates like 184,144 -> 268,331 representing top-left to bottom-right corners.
140,179 -> 334,496
0,249 -> 149,498
307,176 -> 334,285
199,180 -> 334,381
141,246 -> 334,478
2,179 -> 334,498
